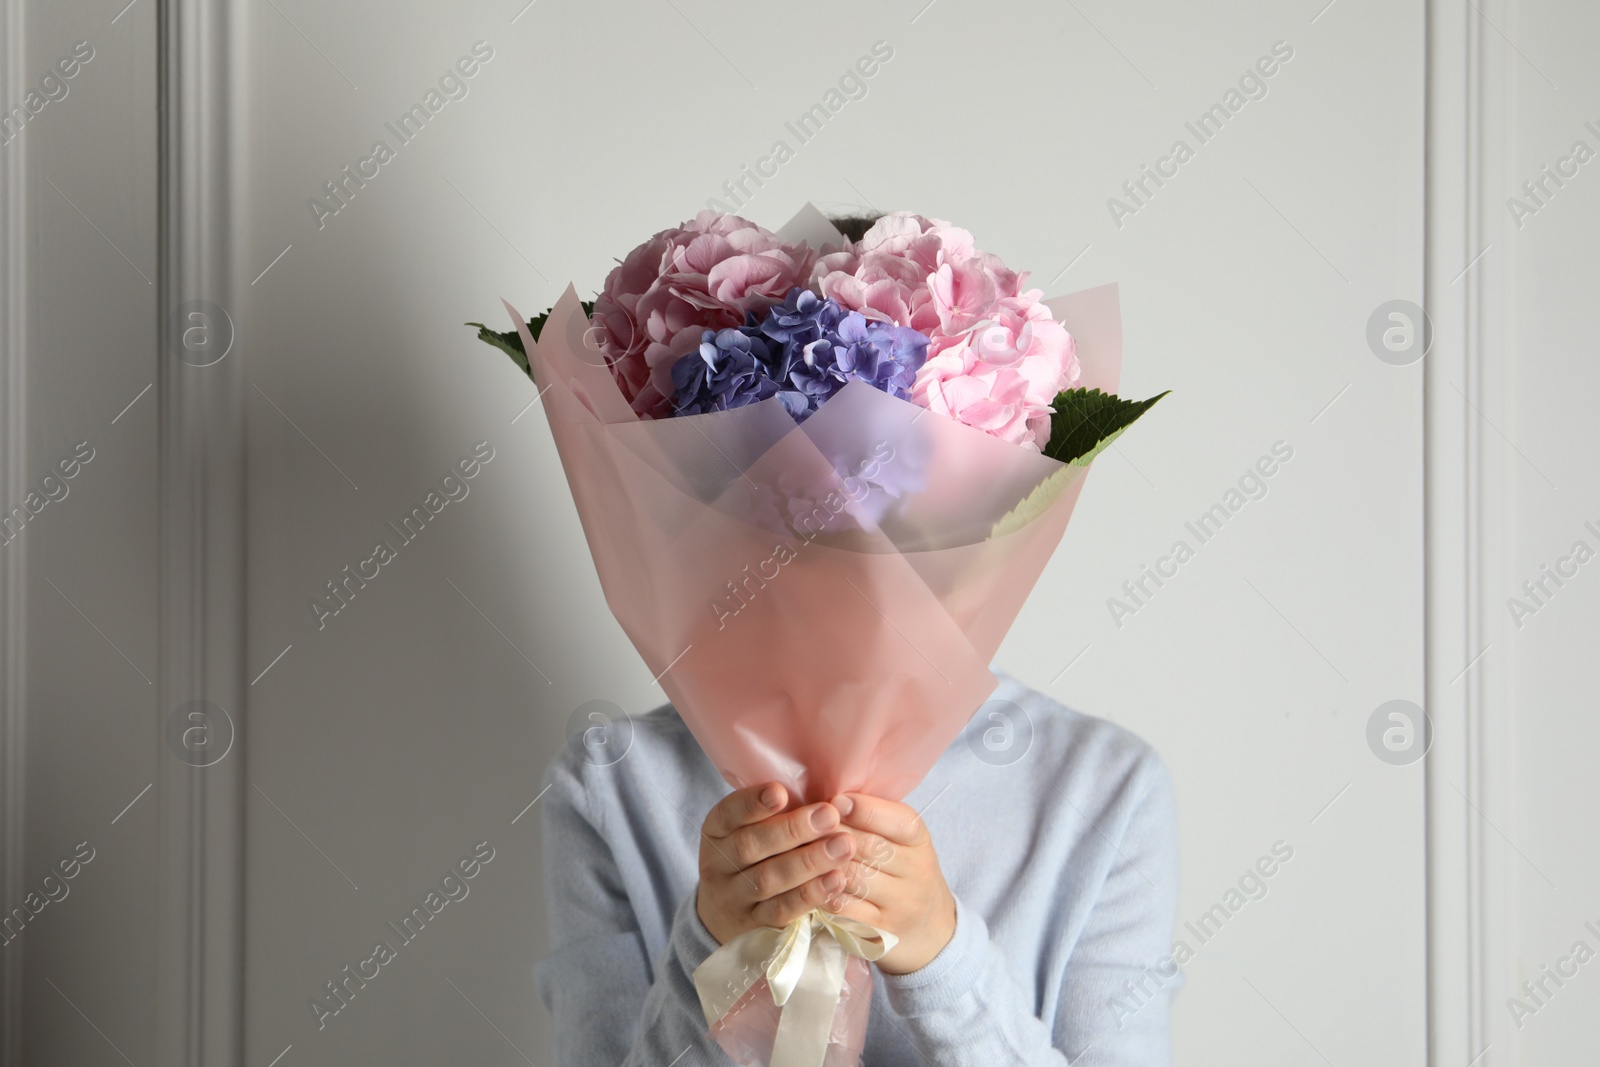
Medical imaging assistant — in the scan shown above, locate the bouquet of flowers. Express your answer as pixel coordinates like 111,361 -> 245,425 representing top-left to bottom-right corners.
469,205 -> 1164,1067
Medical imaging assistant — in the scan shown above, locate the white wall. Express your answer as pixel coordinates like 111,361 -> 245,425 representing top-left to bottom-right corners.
31,0 -> 1581,1064
1497,0 -> 1600,1060
236,1 -> 1426,1064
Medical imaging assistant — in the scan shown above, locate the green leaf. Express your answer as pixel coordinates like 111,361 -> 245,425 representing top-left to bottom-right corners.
464,301 -> 597,384
1043,387 -> 1170,466
466,322 -> 532,379
990,465 -> 1080,539
989,388 -> 1169,538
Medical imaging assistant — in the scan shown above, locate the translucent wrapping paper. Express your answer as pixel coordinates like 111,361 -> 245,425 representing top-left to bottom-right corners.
509,279 -> 1123,1067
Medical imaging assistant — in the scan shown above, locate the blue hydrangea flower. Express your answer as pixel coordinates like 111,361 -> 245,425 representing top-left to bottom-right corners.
670,317 -> 784,415
671,289 -> 929,421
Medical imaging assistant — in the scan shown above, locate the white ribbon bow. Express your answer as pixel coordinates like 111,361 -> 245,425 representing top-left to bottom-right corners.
693,909 -> 898,1067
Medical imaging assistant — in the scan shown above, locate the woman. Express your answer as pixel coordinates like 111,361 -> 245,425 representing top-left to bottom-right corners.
533,666 -> 1180,1065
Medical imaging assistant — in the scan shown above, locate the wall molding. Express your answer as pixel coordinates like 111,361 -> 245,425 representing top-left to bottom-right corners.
0,0 -> 29,1062
1424,0 -> 1515,1063
155,1 -> 248,1065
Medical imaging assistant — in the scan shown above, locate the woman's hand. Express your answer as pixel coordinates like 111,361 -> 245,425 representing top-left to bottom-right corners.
696,782 -> 858,946
822,793 -> 957,975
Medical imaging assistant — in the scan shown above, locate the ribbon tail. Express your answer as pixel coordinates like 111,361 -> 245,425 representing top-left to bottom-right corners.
770,925 -> 850,1067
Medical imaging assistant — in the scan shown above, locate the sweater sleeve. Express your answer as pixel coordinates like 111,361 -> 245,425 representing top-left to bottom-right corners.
877,752 -> 1182,1065
532,751 -> 730,1067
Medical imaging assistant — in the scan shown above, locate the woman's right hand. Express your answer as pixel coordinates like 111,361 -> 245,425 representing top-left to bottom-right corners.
695,782 -> 858,946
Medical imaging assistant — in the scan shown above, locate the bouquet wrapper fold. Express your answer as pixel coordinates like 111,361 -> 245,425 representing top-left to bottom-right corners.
508,282 -> 1123,1067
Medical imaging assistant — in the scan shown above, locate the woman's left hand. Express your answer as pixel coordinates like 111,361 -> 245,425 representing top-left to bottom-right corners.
822,792 -> 957,975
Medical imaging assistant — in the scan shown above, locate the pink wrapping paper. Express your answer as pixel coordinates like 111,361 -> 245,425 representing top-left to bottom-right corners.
510,281 -> 1123,1066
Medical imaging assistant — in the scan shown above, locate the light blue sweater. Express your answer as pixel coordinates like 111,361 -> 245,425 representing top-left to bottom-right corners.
533,669 -> 1180,1065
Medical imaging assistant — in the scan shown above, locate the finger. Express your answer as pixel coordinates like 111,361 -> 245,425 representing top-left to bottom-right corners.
725,802 -> 841,871
819,882 -> 884,926
832,793 -> 928,847
752,868 -> 847,929
827,855 -> 897,909
835,828 -> 899,875
745,832 -> 855,901
704,782 -> 787,839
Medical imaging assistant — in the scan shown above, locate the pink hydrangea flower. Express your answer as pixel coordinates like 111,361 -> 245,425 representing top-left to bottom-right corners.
916,291 -> 1078,449
592,211 -> 817,419
811,212 -> 1077,449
